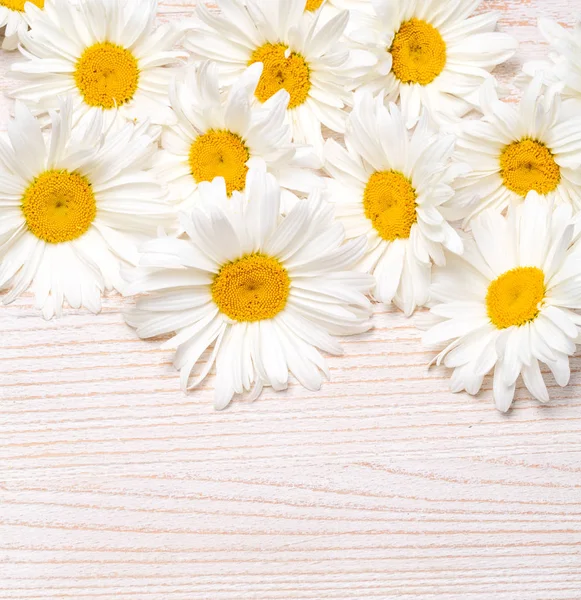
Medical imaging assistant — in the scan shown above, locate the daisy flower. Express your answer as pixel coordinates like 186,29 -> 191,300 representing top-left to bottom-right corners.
424,191 -> 581,412
156,61 -> 323,217
184,0 -> 366,153
10,0 -> 187,126
0,0 -> 43,50
324,92 -> 465,316
521,18 -> 581,118
125,171 -> 373,410
0,98 -> 170,320
454,77 -> 581,220
350,0 -> 517,128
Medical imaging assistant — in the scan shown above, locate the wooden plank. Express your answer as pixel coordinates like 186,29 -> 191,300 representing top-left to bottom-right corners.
1,1 -> 581,598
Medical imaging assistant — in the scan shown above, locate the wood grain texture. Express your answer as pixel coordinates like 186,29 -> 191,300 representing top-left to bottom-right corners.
1,1 -> 581,598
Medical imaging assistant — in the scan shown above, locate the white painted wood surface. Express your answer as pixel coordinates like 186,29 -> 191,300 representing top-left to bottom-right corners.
2,1 -> 581,598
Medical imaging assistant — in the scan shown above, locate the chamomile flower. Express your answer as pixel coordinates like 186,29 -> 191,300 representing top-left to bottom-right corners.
156,61 -> 323,218
0,98 -> 170,320
424,191 -> 581,412
0,0 -> 43,50
185,0 -> 369,153
324,92 -> 465,316
351,0 -> 517,128
454,77 -> 581,220
125,171 -> 373,410
521,18 -> 581,118
10,0 -> 187,127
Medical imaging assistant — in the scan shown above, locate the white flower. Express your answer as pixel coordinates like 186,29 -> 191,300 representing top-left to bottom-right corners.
424,191 -> 581,412
454,77 -> 581,221
324,92 -> 465,316
156,61 -> 323,218
184,0 -> 371,153
521,18 -> 581,118
0,98 -> 170,320
10,0 -> 187,126
125,171 -> 373,410
0,0 -> 47,50
350,0 -> 517,128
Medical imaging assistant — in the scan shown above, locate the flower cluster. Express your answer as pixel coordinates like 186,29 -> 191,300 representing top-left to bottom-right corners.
1,0 -> 581,412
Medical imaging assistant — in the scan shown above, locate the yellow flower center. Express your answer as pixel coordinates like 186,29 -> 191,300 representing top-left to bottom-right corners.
305,0 -> 324,10
363,171 -> 417,241
500,138 -> 561,197
486,266 -> 545,330
21,170 -> 96,244
0,0 -> 43,11
249,43 -> 311,109
74,41 -> 140,110
390,18 -> 447,85
212,253 -> 290,322
189,130 -> 250,196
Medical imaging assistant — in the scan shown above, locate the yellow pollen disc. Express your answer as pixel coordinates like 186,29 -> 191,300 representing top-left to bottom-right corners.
500,138 -> 561,197
189,130 -> 250,196
363,171 -> 418,241
390,18 -> 447,85
0,0 -> 43,10
486,266 -> 545,330
74,41 -> 140,109
305,0 -> 324,11
21,170 -> 96,244
212,253 -> 291,323
249,43 -> 311,109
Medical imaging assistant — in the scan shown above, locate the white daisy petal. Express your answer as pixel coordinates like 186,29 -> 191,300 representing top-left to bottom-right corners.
545,351 -> 571,387
522,359 -> 550,404
450,363 -> 484,396
493,361 -> 517,413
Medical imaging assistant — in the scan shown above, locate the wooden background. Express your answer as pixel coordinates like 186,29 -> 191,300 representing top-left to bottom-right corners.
1,1 -> 581,598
